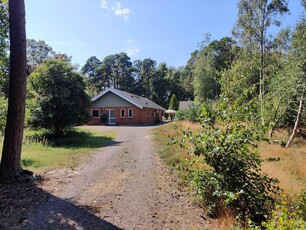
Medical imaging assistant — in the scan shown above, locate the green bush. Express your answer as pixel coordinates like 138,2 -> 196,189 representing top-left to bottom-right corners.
176,103 -> 203,122
178,111 -> 280,224
0,95 -> 7,135
262,192 -> 306,230
28,59 -> 90,136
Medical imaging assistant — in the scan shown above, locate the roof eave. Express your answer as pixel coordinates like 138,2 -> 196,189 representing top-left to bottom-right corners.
91,88 -> 143,109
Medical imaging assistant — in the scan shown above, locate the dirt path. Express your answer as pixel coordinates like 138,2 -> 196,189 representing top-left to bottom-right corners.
14,126 -> 214,229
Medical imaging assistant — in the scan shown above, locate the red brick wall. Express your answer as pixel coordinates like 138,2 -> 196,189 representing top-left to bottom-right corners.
88,106 -> 163,125
87,107 -> 103,125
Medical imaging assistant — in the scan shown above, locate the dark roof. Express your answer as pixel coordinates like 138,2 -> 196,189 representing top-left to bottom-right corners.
179,101 -> 194,110
92,88 -> 166,111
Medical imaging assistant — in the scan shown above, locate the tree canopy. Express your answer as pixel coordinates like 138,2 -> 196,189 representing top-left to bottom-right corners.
28,59 -> 90,136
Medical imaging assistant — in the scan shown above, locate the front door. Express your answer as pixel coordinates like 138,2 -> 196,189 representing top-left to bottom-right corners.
106,109 -> 116,125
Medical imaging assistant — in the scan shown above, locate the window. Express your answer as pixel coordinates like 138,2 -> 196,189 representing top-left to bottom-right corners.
151,110 -> 154,117
147,109 -> 149,117
91,109 -> 100,118
128,108 -> 133,118
120,109 -> 125,118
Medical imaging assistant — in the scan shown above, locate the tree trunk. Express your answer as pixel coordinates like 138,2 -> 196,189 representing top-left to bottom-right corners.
286,99 -> 304,148
0,0 -> 27,183
259,23 -> 265,127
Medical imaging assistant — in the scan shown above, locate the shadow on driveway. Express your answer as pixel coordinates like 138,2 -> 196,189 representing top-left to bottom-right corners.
0,180 -> 121,230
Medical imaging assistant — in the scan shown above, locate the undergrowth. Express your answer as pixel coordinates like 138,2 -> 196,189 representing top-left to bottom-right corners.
0,127 -> 114,171
154,120 -> 306,229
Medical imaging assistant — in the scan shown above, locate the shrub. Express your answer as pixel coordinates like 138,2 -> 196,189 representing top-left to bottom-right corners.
101,113 -> 107,124
176,103 -> 203,122
258,192 -> 306,229
0,95 -> 7,135
28,59 -> 90,136
178,110 -> 280,224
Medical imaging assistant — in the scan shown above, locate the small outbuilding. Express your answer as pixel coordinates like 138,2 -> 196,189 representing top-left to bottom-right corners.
88,88 -> 166,125
178,101 -> 195,110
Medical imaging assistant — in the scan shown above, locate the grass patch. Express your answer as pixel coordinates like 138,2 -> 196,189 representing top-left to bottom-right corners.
153,122 -> 193,167
0,126 -> 114,171
153,121 -> 306,197
153,121 -> 306,228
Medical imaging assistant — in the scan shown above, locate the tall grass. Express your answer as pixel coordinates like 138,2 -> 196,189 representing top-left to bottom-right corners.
154,121 -> 306,196
0,127 -> 114,171
153,121 -> 306,228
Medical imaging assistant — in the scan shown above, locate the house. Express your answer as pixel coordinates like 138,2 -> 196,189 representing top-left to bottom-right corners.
88,88 -> 166,125
178,101 -> 195,110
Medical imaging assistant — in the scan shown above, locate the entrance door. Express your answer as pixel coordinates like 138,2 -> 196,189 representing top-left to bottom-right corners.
106,109 -> 116,125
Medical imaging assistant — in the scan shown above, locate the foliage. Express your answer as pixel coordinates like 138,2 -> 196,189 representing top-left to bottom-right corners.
81,56 -> 101,78
0,128 -> 114,170
177,110 -> 280,224
0,95 -> 7,135
83,54 -> 188,108
0,1 -> 9,96
168,94 -> 178,110
26,39 -> 55,69
233,0 -> 289,126
264,6 -> 306,138
176,103 -> 207,123
90,52 -> 134,94
28,59 -> 90,136
193,37 -> 237,102
261,193 -> 306,229
101,113 -> 107,124
0,1 -> 8,60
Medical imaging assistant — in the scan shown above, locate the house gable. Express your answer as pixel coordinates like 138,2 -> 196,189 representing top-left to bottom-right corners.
91,91 -> 134,108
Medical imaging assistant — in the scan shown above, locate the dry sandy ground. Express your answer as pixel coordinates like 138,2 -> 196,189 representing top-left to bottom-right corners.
1,125 -> 216,230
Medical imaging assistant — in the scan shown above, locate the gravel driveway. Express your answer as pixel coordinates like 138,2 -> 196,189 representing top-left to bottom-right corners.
15,125 -> 213,229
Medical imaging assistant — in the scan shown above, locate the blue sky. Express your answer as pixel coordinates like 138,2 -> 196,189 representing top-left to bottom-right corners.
25,0 -> 304,68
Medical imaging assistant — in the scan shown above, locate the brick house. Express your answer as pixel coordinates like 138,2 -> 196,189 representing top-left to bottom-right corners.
88,88 -> 166,125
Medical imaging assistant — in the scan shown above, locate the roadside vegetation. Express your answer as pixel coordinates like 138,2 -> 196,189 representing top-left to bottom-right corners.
154,120 -> 305,229
0,127 -> 114,171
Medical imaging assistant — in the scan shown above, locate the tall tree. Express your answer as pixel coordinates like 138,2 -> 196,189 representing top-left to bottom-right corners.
28,59 -> 90,136
285,3 -> 306,146
112,53 -> 134,91
140,58 -> 156,98
151,62 -> 168,108
26,39 -> 55,74
193,37 -> 237,102
233,0 -> 289,125
81,56 -> 101,78
0,0 -> 28,182
92,53 -> 134,93
0,1 -> 9,96
82,56 -> 102,96
181,50 -> 198,101
165,67 -> 184,104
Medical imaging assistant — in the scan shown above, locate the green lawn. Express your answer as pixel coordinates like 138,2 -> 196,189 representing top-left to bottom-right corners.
0,127 -> 115,171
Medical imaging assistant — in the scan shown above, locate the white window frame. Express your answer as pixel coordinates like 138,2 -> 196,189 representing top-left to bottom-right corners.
120,108 -> 125,118
128,108 -> 133,118
91,109 -> 100,118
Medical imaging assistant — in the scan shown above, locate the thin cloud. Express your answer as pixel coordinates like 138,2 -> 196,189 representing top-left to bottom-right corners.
100,0 -> 131,20
100,0 -> 108,9
124,39 -> 141,57
47,41 -> 96,46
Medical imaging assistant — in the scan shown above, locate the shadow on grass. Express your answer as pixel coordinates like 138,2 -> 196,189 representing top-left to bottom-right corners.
0,180 -> 121,230
26,129 -> 116,149
21,159 -> 42,168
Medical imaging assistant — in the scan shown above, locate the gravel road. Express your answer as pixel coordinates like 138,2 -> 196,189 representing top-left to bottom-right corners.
18,125 -> 214,229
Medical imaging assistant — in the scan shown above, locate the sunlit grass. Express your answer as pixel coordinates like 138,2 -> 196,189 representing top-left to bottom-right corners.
0,126 -> 115,172
153,121 -> 306,197
153,121 -> 306,229
260,141 -> 306,198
